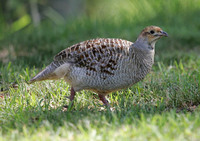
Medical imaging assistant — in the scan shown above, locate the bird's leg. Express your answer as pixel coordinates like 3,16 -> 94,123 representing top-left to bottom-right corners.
98,94 -> 110,107
69,87 -> 76,101
63,87 -> 76,108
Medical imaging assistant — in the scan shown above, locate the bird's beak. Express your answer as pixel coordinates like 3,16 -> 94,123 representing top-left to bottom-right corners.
160,30 -> 168,37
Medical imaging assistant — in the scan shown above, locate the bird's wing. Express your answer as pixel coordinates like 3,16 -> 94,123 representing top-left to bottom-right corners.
54,38 -> 133,76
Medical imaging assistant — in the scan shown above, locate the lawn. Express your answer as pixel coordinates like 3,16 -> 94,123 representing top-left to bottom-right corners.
0,0 -> 200,140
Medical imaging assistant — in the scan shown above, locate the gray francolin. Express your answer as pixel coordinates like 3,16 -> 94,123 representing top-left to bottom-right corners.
29,26 -> 168,107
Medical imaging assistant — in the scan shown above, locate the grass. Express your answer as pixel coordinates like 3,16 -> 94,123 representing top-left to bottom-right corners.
1,0 -> 200,140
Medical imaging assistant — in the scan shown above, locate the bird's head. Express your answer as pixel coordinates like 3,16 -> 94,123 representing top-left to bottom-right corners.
136,26 -> 168,50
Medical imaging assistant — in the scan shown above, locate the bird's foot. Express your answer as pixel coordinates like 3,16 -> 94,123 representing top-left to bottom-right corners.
63,101 -> 74,110
99,105 -> 115,111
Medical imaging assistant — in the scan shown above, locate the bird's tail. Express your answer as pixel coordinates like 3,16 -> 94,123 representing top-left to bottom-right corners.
28,63 -> 57,84
28,61 -> 70,84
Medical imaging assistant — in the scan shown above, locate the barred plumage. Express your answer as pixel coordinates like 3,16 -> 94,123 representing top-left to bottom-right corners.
29,26 -> 168,107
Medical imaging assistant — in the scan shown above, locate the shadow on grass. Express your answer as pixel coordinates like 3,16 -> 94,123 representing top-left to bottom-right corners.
1,101 -> 174,133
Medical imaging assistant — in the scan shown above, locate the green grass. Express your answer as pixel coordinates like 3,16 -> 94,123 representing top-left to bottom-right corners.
1,0 -> 200,140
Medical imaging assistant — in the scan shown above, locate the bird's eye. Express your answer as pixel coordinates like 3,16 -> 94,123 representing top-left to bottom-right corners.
150,30 -> 155,34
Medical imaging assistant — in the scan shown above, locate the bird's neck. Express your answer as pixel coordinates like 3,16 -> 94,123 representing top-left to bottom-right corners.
132,37 -> 155,62
134,37 -> 156,51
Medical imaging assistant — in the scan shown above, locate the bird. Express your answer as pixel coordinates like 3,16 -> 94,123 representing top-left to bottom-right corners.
29,26 -> 168,107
